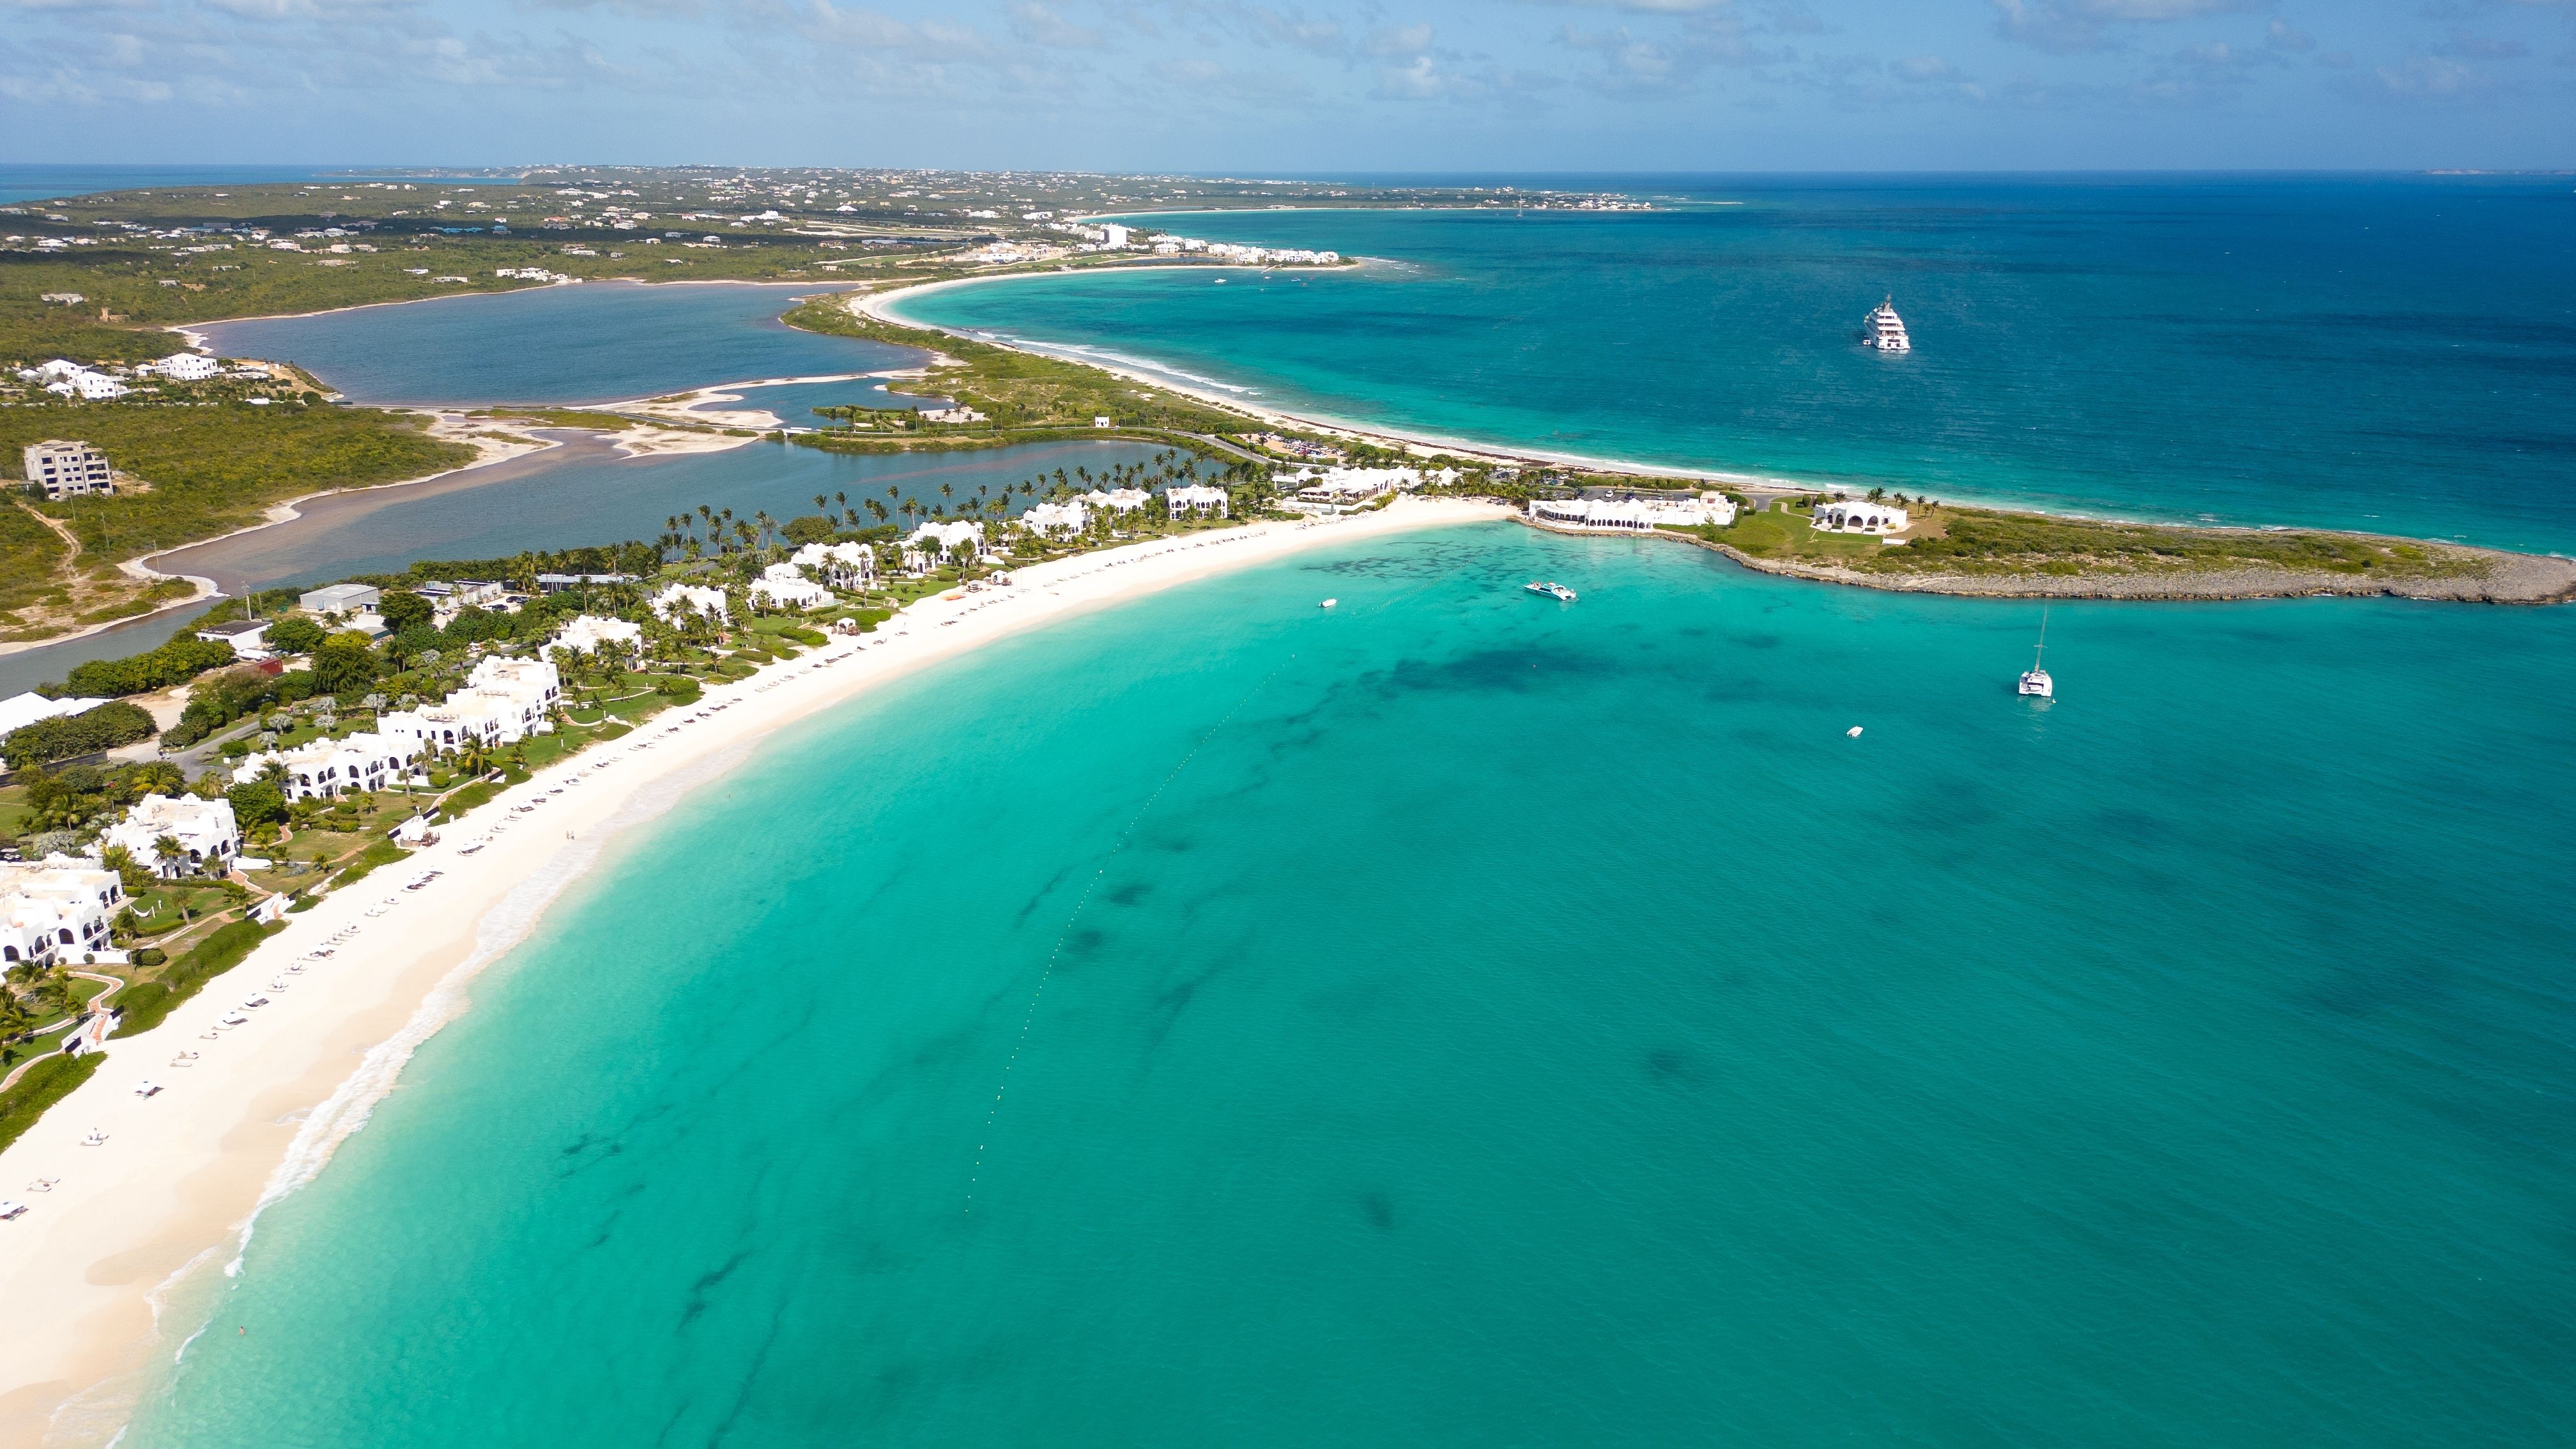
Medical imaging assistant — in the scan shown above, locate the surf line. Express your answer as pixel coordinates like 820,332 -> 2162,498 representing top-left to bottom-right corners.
962,656 -> 1293,1215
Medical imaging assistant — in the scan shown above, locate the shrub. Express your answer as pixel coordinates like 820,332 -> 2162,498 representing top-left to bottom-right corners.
49,636 -> 237,698
327,839 -> 405,891
1,700 -> 156,770
111,919 -> 284,1038
0,1052 -> 105,1153
264,615 -> 326,654
227,776 -> 286,829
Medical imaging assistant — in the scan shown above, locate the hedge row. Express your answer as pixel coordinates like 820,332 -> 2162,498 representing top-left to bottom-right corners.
110,918 -> 284,1039
0,1052 -> 105,1154
0,700 -> 157,770
52,636 -> 238,699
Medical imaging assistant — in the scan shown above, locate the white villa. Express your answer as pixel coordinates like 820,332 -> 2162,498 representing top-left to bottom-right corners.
1527,494 -> 1736,533
1078,487 -> 1151,514
142,353 -> 222,381
461,656 -> 562,734
1278,465 -> 1429,514
1811,499 -> 1910,535
0,857 -> 125,967
546,614 -> 644,662
790,540 -> 877,589
1166,484 -> 1229,518
235,732 -> 421,802
100,793 -> 240,878
29,362 -> 130,401
1021,501 -> 1087,536
650,583 -> 730,624
749,562 -> 832,611
378,699 -> 507,758
906,521 -> 985,555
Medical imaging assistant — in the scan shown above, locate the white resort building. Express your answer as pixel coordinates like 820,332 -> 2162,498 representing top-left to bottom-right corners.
546,614 -> 644,662
1527,494 -> 1737,533
791,540 -> 878,589
906,521 -> 985,556
1277,466 -> 1437,514
650,583 -> 730,624
99,793 -> 240,878
749,562 -> 832,611
0,857 -> 125,966
1166,484 -> 1229,518
1021,501 -> 1087,537
235,732 -> 422,802
1078,487 -> 1151,514
379,700 -> 507,758
1811,500 -> 1910,535
142,353 -> 222,381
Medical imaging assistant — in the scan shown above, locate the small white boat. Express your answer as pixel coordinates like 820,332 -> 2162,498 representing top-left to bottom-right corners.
2018,606 -> 2055,698
1847,726 -> 1864,739
1319,598 -> 1337,609
1524,581 -> 1578,602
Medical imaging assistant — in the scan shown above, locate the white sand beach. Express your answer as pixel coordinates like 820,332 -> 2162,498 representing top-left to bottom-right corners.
0,495 -> 1506,1448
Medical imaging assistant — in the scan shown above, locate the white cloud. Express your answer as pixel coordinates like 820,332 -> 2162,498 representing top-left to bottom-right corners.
1010,1 -> 1104,47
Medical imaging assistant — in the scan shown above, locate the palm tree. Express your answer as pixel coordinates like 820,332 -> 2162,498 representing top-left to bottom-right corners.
151,834 -> 185,878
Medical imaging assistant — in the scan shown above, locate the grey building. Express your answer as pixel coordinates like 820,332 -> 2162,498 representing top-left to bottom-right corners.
21,440 -> 112,500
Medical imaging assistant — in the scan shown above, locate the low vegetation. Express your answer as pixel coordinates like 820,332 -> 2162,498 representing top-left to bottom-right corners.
0,699 -> 155,770
0,1052 -> 103,1152
781,300 -> 1254,443
1684,500 -> 2472,580
109,919 -> 285,1039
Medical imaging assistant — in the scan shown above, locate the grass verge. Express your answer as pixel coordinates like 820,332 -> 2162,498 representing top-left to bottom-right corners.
110,918 -> 286,1038
0,1053 -> 105,1153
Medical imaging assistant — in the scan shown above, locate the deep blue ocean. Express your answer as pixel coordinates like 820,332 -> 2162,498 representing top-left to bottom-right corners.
894,175 -> 2576,552
68,177 -> 2576,1447
0,164 -> 517,207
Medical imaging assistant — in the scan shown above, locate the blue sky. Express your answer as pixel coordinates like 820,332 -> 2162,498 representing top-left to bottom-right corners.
1,0 -> 2569,171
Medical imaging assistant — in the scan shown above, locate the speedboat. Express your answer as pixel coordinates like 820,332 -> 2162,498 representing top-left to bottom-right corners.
1524,581 -> 1578,602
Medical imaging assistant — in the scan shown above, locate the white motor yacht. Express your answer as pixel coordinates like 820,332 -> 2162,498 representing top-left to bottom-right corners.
1864,296 -> 1912,352
1524,581 -> 1578,602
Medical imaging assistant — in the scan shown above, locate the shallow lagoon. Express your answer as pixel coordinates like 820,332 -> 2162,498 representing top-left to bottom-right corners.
129,524 -> 2576,1448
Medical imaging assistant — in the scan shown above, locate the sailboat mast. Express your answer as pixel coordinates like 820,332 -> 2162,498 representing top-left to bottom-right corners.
2034,605 -> 2049,669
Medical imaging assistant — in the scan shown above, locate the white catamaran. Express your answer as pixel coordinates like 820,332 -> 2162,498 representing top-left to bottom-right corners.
2018,607 -> 2055,698
1864,296 -> 1911,353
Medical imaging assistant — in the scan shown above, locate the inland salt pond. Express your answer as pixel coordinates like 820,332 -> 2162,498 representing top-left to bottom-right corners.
0,282 -> 1154,694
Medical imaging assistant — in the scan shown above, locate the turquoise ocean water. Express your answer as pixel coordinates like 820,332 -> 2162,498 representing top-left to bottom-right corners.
893,176 -> 2576,552
129,524 -> 2576,1446
111,180 -> 2576,1445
